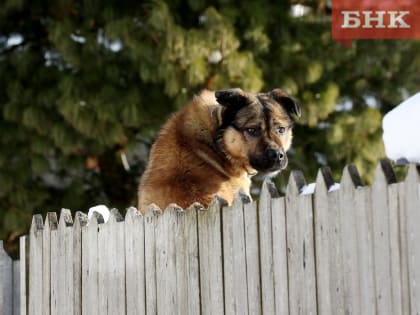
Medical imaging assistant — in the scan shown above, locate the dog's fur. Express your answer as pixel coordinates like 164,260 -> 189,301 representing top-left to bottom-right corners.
138,88 -> 300,212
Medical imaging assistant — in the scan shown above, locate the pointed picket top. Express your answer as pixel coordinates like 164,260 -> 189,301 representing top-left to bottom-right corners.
314,166 -> 335,195
108,208 -> 124,223
373,159 -> 397,186
206,195 -> 228,213
261,178 -> 280,199
45,212 -> 58,231
185,202 -> 205,214
0,240 -> 10,259
74,211 -> 88,229
144,203 -> 162,221
164,203 -> 184,214
232,189 -> 251,208
58,208 -> 73,229
286,170 -> 307,196
125,206 -> 143,221
88,210 -> 105,225
340,164 -> 363,191
30,214 -> 44,234
405,163 -> 420,184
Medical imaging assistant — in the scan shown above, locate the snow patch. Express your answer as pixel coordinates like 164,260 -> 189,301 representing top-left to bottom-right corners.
328,183 -> 340,192
301,183 -> 316,195
300,182 -> 340,195
383,92 -> 420,163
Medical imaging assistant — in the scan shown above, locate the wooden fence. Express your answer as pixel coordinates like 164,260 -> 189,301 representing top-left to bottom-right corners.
1,161 -> 420,315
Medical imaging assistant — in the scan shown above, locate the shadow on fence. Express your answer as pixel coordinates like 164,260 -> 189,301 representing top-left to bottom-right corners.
1,161 -> 420,315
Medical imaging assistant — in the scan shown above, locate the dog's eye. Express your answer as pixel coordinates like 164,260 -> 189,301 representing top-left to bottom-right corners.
276,126 -> 287,135
245,127 -> 261,137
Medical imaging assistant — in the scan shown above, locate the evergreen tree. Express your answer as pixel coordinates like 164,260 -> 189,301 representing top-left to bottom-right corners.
1,0 -> 419,255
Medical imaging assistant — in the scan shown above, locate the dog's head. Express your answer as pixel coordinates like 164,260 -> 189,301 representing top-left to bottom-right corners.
215,88 -> 300,176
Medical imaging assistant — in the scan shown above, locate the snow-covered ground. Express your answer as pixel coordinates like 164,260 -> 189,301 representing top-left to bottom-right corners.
383,92 -> 420,164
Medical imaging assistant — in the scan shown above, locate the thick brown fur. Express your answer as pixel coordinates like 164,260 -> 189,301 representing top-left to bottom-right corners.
138,88 -> 300,212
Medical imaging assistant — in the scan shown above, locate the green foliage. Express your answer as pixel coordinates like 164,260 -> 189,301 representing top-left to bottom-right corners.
0,0 -> 419,254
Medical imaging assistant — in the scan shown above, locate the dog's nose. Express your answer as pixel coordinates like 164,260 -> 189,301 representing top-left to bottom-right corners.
266,149 -> 284,162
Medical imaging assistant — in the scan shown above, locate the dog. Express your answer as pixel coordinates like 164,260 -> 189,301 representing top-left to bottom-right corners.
138,88 -> 300,212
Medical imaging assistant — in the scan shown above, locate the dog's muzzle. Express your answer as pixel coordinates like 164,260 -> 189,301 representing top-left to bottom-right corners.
250,149 -> 288,173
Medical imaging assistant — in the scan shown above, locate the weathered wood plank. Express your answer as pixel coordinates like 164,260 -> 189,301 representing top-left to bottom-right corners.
97,209 -> 125,315
198,197 -> 225,315
19,236 -> 28,315
42,212 -> 57,315
0,240 -> 13,315
397,182 -> 410,315
125,207 -> 145,315
388,182 -> 403,315
259,179 -> 279,315
286,171 -> 317,315
175,204 -> 200,315
371,161 -> 397,314
81,212 -> 103,315
405,164 -> 420,314
28,215 -> 43,315
313,167 -> 344,315
271,195 -> 289,315
243,200 -> 261,315
354,186 -> 375,314
73,212 -> 87,315
223,192 -> 249,315
144,205 -> 160,315
156,206 -> 177,315
339,165 -> 363,314
57,209 -> 74,315
12,259 -> 20,315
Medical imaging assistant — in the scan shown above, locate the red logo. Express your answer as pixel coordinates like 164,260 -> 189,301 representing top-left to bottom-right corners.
332,0 -> 420,46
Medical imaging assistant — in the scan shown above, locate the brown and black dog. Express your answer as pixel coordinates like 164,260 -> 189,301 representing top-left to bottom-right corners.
138,88 -> 300,212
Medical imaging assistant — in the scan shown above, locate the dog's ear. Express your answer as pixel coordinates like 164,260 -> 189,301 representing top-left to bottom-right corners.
215,88 -> 250,110
270,89 -> 301,118
216,88 -> 251,128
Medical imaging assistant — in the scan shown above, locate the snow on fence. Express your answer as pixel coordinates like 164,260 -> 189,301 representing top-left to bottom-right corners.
1,161 -> 420,315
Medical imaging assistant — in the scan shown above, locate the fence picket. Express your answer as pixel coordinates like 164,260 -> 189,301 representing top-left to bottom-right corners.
144,205 -> 160,315
372,161 -> 397,314
405,164 -> 420,314
81,212 -> 103,315
57,209 -> 74,315
125,207 -> 145,315
259,179 -> 279,314
28,215 -> 43,315
388,182 -> 403,315
223,192 -> 249,315
73,212 -> 87,315
42,213 -> 57,315
175,204 -> 200,315
271,195 -> 289,315
19,236 -> 28,315
286,170 -> 317,315
156,206 -> 178,315
198,197 -> 225,315
243,200 -> 261,315
354,186 -> 375,314
98,209 -> 125,315
396,181 -> 410,315
313,167 -> 344,315
12,259 -> 20,315
338,165 -> 363,314
0,240 -> 13,315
